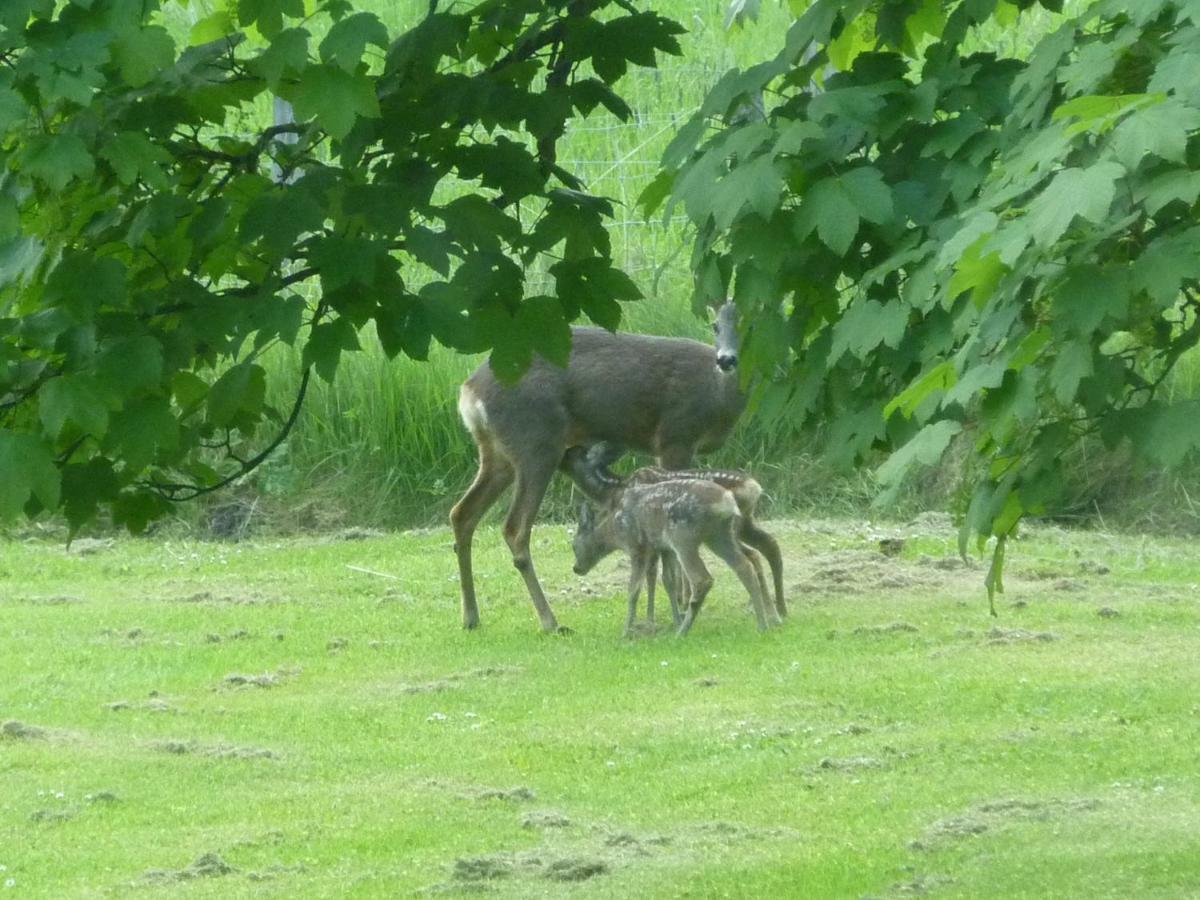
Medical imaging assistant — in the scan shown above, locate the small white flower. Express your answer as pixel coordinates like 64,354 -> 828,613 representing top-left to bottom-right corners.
4,878 -> 14,889
426,712 -> 447,723
464,712 -> 478,719
660,660 -> 668,667
0,865 -> 6,872
605,760 -> 615,768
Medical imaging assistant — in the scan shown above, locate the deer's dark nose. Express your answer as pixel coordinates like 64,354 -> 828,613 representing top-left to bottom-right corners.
716,353 -> 738,372
573,564 -> 585,575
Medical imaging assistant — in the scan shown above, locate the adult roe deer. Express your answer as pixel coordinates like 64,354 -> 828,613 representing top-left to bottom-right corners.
451,301 -> 745,633
563,447 -> 786,624
570,478 -> 775,636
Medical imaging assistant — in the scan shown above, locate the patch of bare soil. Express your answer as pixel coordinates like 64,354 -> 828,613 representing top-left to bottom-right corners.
149,740 -> 280,760
544,857 -> 608,882
862,873 -> 957,897
30,807 -> 76,823
108,696 -> 179,714
1,720 -> 47,740
690,821 -> 800,843
791,550 -> 943,596
852,622 -> 920,637
474,786 -> 537,803
910,797 -> 1100,852
451,852 -> 539,881
222,667 -> 300,689
448,851 -> 608,885
522,810 -> 571,829
66,537 -> 113,555
815,755 -> 883,772
334,526 -> 387,541
246,864 -> 307,882
422,779 -> 538,803
916,555 -> 976,571
395,665 -> 522,695
984,627 -> 1059,645
173,590 -> 276,605
8,593 -> 85,605
140,853 -> 235,884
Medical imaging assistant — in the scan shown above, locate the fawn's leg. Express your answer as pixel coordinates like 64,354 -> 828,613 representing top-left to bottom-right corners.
740,519 -> 786,619
744,545 -> 772,620
659,551 -> 683,626
708,522 -> 775,630
450,444 -> 514,630
673,544 -> 714,637
624,548 -> 649,637
644,552 -> 660,627
655,446 -> 695,628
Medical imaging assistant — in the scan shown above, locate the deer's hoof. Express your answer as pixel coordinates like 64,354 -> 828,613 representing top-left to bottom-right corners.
552,624 -> 574,637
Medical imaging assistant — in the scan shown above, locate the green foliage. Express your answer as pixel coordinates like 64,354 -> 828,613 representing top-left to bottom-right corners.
662,0 -> 1200,591
0,0 -> 683,531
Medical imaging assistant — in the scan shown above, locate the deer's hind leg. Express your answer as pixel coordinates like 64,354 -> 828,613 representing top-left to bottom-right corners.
502,452 -> 566,634
708,521 -> 775,631
451,441 -> 514,630
740,519 -> 786,619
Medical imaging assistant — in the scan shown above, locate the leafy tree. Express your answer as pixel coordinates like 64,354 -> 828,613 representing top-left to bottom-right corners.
656,0 -> 1200,607
0,0 -> 681,532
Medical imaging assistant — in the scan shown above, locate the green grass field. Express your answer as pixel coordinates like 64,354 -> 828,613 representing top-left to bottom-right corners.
3,517 -> 1199,898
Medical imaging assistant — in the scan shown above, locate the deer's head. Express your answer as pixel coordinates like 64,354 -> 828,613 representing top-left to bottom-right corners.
712,298 -> 739,373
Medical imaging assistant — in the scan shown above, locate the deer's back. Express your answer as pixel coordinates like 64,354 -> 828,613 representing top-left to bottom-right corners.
462,328 -> 741,455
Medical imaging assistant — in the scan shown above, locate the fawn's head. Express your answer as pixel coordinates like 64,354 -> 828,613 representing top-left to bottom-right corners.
572,502 -> 611,575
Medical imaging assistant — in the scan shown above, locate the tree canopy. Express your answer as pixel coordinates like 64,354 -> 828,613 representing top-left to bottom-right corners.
0,0 -> 680,532
654,0 -> 1200,602
4,0 -> 1200,602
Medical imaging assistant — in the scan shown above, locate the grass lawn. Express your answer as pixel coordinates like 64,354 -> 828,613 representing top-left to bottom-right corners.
2,516 -> 1198,898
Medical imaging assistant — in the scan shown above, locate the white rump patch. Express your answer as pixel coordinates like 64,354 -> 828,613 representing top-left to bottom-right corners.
714,490 -> 738,518
458,385 -> 489,432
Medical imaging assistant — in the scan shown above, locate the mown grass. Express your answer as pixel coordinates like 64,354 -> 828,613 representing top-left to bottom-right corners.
3,518 -> 1199,897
